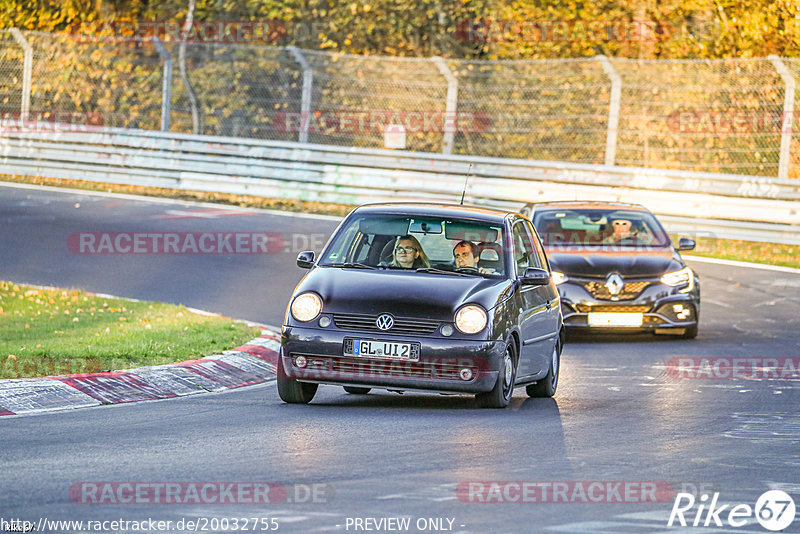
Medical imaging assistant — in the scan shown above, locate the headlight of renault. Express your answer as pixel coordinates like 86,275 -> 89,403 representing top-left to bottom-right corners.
455,304 -> 488,334
661,267 -> 694,292
551,271 -> 567,285
290,292 -> 322,322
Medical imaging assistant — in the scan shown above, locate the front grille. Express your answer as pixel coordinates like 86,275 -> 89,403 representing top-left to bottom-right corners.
575,304 -> 650,313
580,280 -> 651,300
292,355 -> 474,381
332,313 -> 440,335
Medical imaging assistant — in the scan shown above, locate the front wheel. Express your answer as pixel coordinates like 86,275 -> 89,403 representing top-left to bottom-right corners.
526,338 -> 560,398
476,342 -> 517,409
682,324 -> 699,339
277,359 -> 318,404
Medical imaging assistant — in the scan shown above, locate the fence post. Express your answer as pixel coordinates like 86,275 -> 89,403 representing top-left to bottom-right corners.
596,55 -> 621,167
768,55 -> 795,180
432,57 -> 458,155
9,28 -> 32,122
287,46 -> 313,144
151,36 -> 172,132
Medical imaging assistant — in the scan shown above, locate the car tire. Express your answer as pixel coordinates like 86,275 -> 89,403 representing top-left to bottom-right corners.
475,341 -> 517,409
526,337 -> 560,398
343,386 -> 371,395
277,359 -> 318,404
682,324 -> 699,339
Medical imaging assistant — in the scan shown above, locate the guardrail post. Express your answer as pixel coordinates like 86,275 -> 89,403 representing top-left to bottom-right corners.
287,46 -> 313,144
596,55 -> 621,167
432,57 -> 458,155
769,55 -> 795,180
9,28 -> 32,122
151,36 -> 172,132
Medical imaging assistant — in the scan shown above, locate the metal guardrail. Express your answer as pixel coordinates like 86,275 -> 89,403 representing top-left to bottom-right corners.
1,125 -> 799,245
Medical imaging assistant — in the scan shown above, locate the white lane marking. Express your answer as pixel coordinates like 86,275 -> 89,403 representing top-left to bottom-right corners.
685,255 -> 800,275
724,413 -> 800,443
376,483 -> 459,502
0,180 -> 342,221
156,208 -> 260,219
546,508 -> 767,533
766,481 -> 800,493
703,298 -> 732,308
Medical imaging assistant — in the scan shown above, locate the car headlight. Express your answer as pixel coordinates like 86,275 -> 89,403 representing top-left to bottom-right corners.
455,304 -> 488,334
551,271 -> 567,285
290,292 -> 322,322
661,267 -> 694,292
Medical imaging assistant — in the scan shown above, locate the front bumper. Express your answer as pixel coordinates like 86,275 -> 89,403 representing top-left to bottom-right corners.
559,278 -> 700,333
280,326 -> 504,393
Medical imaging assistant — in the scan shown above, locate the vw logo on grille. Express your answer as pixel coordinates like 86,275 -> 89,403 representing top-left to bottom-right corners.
376,314 -> 394,330
605,273 -> 624,296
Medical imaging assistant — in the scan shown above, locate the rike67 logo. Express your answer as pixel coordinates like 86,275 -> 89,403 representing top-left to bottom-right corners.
668,490 -> 796,531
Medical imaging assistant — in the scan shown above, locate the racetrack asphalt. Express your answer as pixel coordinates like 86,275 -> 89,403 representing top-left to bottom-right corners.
1,182 -> 799,533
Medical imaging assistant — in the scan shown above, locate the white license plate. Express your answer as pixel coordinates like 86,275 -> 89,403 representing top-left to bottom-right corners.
587,312 -> 643,327
344,339 -> 420,361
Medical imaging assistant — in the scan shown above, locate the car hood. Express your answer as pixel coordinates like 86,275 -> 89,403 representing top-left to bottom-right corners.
547,248 -> 683,278
294,267 -> 513,319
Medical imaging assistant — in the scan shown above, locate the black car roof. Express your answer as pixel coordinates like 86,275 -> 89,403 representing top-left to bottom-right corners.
353,202 -> 512,224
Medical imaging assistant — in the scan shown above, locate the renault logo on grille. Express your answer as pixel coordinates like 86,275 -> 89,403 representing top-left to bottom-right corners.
376,314 -> 394,330
605,273 -> 624,296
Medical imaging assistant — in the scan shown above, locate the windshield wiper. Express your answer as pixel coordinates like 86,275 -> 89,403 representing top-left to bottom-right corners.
326,262 -> 377,270
415,267 -> 472,277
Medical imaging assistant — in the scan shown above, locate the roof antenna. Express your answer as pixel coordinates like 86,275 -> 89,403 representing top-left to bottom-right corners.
460,164 -> 473,205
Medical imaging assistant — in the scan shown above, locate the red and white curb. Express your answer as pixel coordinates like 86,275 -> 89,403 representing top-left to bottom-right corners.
0,330 -> 281,417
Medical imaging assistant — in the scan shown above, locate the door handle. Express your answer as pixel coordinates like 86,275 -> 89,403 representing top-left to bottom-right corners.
545,300 -> 552,310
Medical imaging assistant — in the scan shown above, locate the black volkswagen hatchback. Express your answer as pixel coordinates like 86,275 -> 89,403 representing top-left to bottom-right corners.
522,201 -> 700,338
278,203 -> 564,408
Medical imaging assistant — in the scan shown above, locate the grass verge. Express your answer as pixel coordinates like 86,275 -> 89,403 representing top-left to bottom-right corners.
0,281 -> 262,379
3,174 -> 798,269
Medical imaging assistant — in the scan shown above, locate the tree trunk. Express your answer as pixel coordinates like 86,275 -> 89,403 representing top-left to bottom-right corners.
178,0 -> 201,134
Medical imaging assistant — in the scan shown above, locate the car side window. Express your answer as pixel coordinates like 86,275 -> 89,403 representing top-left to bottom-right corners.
526,220 -> 550,272
512,221 -> 539,275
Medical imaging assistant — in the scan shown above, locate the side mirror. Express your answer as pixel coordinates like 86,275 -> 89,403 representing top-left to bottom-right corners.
521,267 -> 550,286
296,250 -> 316,269
676,237 -> 696,251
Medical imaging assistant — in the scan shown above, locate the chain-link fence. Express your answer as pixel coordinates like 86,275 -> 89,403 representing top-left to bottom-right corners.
1,29 -> 798,179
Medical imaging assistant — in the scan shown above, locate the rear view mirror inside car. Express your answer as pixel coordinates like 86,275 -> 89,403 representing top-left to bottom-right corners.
409,220 -> 443,234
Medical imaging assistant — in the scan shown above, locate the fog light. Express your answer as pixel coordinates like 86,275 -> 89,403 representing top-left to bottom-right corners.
460,368 -> 473,381
671,303 -> 691,320
441,324 -> 454,336
295,355 -> 307,368
319,316 -> 331,327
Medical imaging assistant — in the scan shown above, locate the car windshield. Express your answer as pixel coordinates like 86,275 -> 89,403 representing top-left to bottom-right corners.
319,214 -> 506,276
532,209 -> 670,248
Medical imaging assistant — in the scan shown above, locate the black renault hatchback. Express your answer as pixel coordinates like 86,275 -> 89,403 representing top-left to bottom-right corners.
523,201 -> 700,338
278,203 -> 564,408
